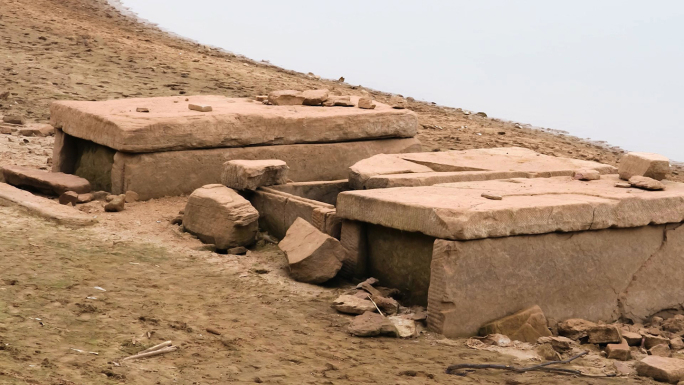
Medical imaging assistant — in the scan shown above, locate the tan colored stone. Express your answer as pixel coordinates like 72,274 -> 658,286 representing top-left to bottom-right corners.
389,95 -> 407,109
110,138 -> 421,200
651,344 -> 673,357
301,89 -> 329,106
337,175 -> 684,240
323,95 -> 354,107
278,218 -> 344,284
183,185 -> 259,249
349,154 -> 433,190
348,312 -> 398,337
339,220 -> 367,278
536,343 -> 561,361
588,325 -> 621,344
664,316 -> 684,333
637,356 -> 684,383
2,115 -> 25,125
388,316 -> 416,338
573,169 -> 600,181
2,165 -> 91,196
537,336 -> 574,352
613,361 -> 636,376
18,124 -> 54,137
619,152 -> 670,181
480,334 -> 511,347
268,90 -> 305,106
221,160 -> 289,191
332,295 -> 376,315
77,193 -> 93,204
646,335 -> 672,350
606,338 -> 631,361
59,191 -> 79,205
50,95 -> 418,152
104,194 -> 125,212
0,182 -> 96,227
188,104 -> 212,112
671,337 -> 684,351
358,97 -> 375,109
478,305 -> 551,343
630,175 -> 666,191
124,190 -> 139,203
622,331 -> 644,346
558,319 -> 597,340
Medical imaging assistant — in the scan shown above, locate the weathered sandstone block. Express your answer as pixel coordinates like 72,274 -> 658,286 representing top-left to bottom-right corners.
619,152 -> 670,181
183,185 -> 259,249
636,356 -> 684,383
278,218 -> 344,284
478,305 -> 552,343
2,165 -> 91,196
221,160 -> 289,191
301,89 -> 329,106
268,90 -> 305,106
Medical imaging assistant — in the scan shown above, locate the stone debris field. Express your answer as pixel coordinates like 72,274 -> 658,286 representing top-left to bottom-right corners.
1,89 -> 684,384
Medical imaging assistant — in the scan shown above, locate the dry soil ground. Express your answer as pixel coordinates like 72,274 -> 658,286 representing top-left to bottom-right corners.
0,0 -> 675,384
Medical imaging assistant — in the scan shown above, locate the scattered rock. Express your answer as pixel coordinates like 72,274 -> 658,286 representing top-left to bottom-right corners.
637,356 -> 684,383
183,185 -> 259,249
136,107 -> 149,113
663,315 -> 684,333
536,343 -> 561,361
480,334 -> 511,347
475,112 -> 488,118
221,159 -> 289,191
388,316 -> 416,338
227,246 -> 247,255
2,115 -> 25,125
671,337 -> 684,351
615,182 -> 632,188
188,104 -> 212,112
255,95 -> 268,102
629,176 -> 666,191
389,95 -> 407,109
651,344 -> 672,357
478,305 -> 552,343
171,215 -> 183,225
573,169 -> 601,181
372,295 -> 399,315
614,360 -> 637,376
537,336 -> 574,352
558,318 -> 597,340
622,331 -> 644,346
268,90 -> 305,106
481,193 -> 502,200
91,191 -> 108,201
348,312 -> 397,337
619,152 -> 670,181
323,96 -> 354,107
2,165 -> 91,196
358,98 -> 375,109
125,190 -> 139,203
645,334 -> 671,350
332,294 -> 376,315
58,191 -> 79,205
104,195 -> 125,212
587,325 -> 622,344
606,338 -> 631,361
77,193 -> 93,204
18,124 -> 54,137
278,218 -> 344,284
301,89 -> 329,106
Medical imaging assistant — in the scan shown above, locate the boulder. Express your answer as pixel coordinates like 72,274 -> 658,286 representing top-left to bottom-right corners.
573,169 -> 601,181
221,159 -> 289,191
606,338 -> 631,361
348,312 -> 398,337
2,165 -> 91,196
268,90 -> 305,106
619,152 -> 670,181
104,194 -> 125,212
358,98 -> 375,109
323,96 -> 354,107
332,294 -> 376,315
183,185 -> 259,249
587,325 -> 622,344
651,344 -> 672,357
301,89 -> 329,106
278,218 -> 344,284
636,356 -> 684,383
58,191 -> 79,205
557,319 -> 597,340
478,305 -> 552,343
629,176 -> 666,191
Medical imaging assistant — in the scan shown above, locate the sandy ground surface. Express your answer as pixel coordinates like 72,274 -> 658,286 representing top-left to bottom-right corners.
0,0 -> 677,384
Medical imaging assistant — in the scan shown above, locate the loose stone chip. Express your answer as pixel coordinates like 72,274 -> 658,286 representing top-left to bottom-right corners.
136,107 -> 149,113
481,193 -> 503,200
189,104 -> 213,112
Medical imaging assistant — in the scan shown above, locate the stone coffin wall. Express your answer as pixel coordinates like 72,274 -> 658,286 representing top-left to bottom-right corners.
428,223 -> 684,338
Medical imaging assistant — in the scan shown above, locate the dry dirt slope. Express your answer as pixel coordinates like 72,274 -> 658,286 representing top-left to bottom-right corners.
0,0 -> 680,179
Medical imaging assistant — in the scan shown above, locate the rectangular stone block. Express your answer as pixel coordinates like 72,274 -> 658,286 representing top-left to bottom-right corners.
428,223 -> 684,338
221,159 -> 289,191
339,220 -> 368,279
2,165 -> 91,196
619,152 -> 670,181
50,95 -> 418,153
267,180 -> 350,205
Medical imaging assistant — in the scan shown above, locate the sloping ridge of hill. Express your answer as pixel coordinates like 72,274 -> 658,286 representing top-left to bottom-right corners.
1,0 -> 681,179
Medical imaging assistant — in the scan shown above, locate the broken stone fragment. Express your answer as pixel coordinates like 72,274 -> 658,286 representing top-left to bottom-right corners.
636,356 -> 684,383
278,218 -> 344,284
348,311 -> 398,337
629,175 -> 665,191
478,305 -> 552,343
227,246 -> 247,255
663,315 -> 684,333
2,165 -> 91,196
104,194 -> 125,212
573,169 -> 601,181
358,97 -> 375,109
606,338 -> 631,361
125,190 -> 139,203
221,159 -> 289,191
77,193 -> 93,204
481,193 -> 503,200
268,90 -> 305,106
332,294 -> 376,315
91,191 -> 108,201
171,215 -> 183,225
537,336 -> 574,352
18,124 -> 54,137
389,95 -> 407,109
372,295 -> 399,315
58,191 -> 79,205
183,184 -> 259,249
651,343 -> 672,357
558,318 -> 597,340
480,334 -> 511,347
136,107 -> 149,113
323,95 -> 354,107
2,115 -> 25,125
388,316 -> 416,338
301,89 -> 329,106
622,331 -> 643,346
619,152 -> 670,181
671,337 -> 684,351
188,104 -> 212,112
255,95 -> 268,102
587,325 -> 622,344
536,343 -> 561,361
615,182 -> 632,188
645,334 -> 671,350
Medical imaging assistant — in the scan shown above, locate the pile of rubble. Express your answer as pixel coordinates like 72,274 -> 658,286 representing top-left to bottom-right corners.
259,88 -> 389,110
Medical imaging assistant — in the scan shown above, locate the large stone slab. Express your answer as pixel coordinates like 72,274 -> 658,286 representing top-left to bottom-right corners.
349,147 -> 617,189
0,183 -> 96,227
427,223 -> 684,337
50,95 -> 418,152
2,165 -> 91,196
618,152 -> 670,181
336,175 -> 684,240
110,138 -> 421,200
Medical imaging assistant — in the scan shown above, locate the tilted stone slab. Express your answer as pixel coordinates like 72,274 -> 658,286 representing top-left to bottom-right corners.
0,182 -> 96,227
110,138 -> 421,200
336,175 -> 684,240
2,165 -> 91,196
428,223 -> 684,337
349,147 -> 617,189
618,152 -> 670,181
50,95 -> 418,153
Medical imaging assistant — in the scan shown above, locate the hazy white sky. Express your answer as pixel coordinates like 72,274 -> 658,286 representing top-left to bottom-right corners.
120,0 -> 683,160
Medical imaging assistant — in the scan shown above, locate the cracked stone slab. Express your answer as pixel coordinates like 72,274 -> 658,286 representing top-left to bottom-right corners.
0,183 -> 97,227
349,147 -> 617,189
50,95 -> 418,153
336,175 -> 684,240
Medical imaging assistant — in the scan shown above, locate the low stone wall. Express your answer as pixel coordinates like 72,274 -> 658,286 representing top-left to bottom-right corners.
428,223 -> 684,338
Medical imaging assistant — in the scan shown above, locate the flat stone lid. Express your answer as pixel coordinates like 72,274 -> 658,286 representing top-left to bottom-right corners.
336,175 -> 684,240
50,95 -> 417,153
